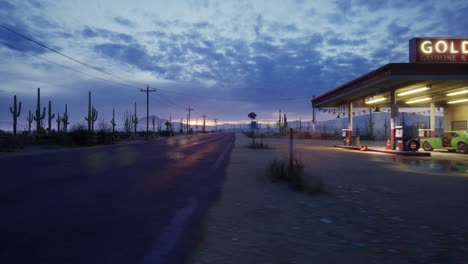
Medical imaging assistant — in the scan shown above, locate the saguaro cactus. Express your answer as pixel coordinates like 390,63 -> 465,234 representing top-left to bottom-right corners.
27,110 -> 33,134
131,102 -> 138,134
56,113 -> 61,132
85,91 -> 98,132
47,100 -> 55,132
33,88 -> 46,134
110,108 -> 116,134
9,95 -> 22,135
62,104 -> 70,133
283,113 -> 288,136
91,108 -> 98,132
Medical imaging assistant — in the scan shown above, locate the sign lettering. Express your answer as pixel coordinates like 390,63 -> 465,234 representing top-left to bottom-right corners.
409,38 -> 468,63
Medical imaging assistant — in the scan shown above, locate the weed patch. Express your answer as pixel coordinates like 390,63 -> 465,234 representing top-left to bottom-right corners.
267,158 -> 324,194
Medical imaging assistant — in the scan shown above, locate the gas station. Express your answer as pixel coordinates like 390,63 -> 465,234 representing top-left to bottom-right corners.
311,38 -> 468,152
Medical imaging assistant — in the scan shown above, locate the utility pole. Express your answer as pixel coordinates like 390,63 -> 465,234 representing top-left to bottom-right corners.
140,85 -> 156,137
213,118 -> 218,132
185,107 -> 194,133
202,115 -> 207,133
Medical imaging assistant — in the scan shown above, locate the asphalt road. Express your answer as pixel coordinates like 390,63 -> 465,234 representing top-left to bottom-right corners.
0,133 -> 235,264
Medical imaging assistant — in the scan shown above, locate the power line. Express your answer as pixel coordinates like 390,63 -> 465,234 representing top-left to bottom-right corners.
0,40 -> 140,89
1,24 -> 310,103
0,23 -> 147,88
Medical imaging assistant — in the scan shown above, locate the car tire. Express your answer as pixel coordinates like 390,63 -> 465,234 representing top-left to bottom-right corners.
458,142 -> 468,154
422,142 -> 433,151
406,140 -> 420,152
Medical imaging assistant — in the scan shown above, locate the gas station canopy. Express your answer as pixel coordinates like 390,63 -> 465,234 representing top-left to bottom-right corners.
312,63 -> 468,108
311,38 -> 468,150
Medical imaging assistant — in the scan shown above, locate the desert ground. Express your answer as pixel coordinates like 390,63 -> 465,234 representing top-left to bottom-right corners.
190,133 -> 468,264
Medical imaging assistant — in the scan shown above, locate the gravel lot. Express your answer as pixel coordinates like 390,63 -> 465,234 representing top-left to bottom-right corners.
189,133 -> 468,264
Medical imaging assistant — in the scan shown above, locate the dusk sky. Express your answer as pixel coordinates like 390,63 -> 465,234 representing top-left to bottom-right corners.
1,0 -> 467,129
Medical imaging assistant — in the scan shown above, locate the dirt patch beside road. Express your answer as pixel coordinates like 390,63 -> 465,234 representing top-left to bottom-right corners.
190,133 -> 468,264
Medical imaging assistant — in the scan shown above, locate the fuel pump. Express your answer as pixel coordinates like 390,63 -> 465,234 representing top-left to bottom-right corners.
395,125 -> 420,152
342,129 -> 350,146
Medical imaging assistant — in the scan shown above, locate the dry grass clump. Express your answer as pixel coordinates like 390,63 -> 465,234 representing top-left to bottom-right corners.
267,158 -> 324,193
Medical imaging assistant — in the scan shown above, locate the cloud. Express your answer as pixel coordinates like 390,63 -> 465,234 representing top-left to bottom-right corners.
355,0 -> 388,11
26,0 -> 44,9
81,26 -> 134,42
254,14 -> 263,37
93,43 -> 166,75
29,15 -> 58,29
327,37 -> 367,46
114,17 -> 134,27
0,1 -> 15,11
0,22 -> 48,55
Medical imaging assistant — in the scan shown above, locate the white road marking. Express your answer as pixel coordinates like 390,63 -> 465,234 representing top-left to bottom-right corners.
140,198 -> 198,264
211,136 -> 234,171
141,135 -> 233,264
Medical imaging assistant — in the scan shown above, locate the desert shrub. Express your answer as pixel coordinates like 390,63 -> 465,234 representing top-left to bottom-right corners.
159,130 -> 174,137
268,159 -> 288,181
70,123 -> 95,146
97,131 -> 113,144
0,130 -> 9,136
267,158 -> 324,193
0,135 -> 25,152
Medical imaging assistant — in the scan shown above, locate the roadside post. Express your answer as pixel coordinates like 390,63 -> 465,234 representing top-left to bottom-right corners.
289,128 -> 294,169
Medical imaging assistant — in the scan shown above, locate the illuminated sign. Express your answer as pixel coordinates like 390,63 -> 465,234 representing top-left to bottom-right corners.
409,38 -> 468,63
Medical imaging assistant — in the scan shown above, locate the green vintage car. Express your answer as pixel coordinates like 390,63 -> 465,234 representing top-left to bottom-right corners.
420,131 -> 468,154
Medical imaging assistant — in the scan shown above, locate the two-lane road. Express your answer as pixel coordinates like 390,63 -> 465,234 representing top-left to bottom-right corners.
0,133 -> 235,264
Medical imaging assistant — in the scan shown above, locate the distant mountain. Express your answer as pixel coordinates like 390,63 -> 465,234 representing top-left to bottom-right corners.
137,115 -> 168,131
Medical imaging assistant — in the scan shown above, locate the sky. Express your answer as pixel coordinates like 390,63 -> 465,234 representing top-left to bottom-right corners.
0,0 -> 467,130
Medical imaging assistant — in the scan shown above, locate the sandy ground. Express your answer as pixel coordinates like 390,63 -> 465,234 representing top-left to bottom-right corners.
189,133 -> 468,264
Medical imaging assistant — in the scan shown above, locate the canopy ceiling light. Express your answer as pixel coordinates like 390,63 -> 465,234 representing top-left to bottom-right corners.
397,86 -> 430,96
365,97 -> 386,104
446,89 -> 468,96
447,98 -> 468,104
406,97 -> 432,104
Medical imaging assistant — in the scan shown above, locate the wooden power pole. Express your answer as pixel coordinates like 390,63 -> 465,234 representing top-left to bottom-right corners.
140,85 -> 156,136
202,115 -> 207,133
185,107 -> 194,133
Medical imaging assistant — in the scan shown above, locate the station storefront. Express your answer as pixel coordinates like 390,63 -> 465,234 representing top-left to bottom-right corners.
311,38 -> 468,150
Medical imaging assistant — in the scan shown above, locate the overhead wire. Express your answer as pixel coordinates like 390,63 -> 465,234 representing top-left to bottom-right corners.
0,40 -> 141,89
1,25 -> 311,102
0,23 -> 147,88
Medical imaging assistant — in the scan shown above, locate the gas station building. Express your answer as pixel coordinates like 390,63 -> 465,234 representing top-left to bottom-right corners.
311,38 -> 468,150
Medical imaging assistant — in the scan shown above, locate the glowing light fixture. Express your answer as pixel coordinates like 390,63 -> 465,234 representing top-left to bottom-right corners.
365,97 -> 386,104
447,98 -> 468,104
446,89 -> 468,96
406,97 -> 431,104
397,86 -> 430,96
